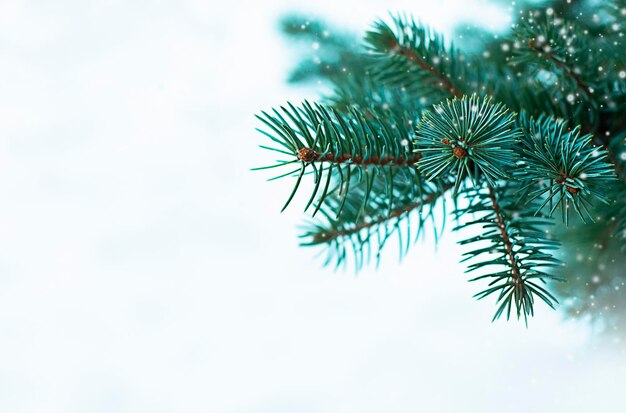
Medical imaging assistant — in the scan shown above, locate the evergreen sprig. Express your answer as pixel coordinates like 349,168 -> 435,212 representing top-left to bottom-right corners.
257,2 -> 626,324
300,175 -> 450,270
254,101 -> 420,216
512,11 -> 597,100
414,95 -> 520,193
516,114 -> 616,224
455,183 -> 562,323
510,10 -> 608,129
365,15 -> 467,101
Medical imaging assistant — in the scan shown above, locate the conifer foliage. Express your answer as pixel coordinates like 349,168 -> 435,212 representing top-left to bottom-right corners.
254,0 -> 625,323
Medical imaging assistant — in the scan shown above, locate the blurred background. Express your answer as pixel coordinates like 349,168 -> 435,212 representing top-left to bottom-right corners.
0,0 -> 624,412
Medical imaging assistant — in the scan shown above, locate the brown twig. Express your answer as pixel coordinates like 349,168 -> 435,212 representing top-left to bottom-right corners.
312,183 -> 454,243
390,42 -> 463,99
297,147 -> 422,167
488,186 -> 523,282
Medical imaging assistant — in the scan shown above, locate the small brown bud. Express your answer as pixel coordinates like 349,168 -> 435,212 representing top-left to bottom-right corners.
297,148 -> 319,163
566,186 -> 579,194
453,145 -> 468,159
441,138 -> 451,145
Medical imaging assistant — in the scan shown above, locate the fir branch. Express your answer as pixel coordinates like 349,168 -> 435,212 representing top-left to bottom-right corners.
300,174 -> 450,270
516,114 -> 616,224
512,11 -> 597,98
254,101 -> 420,215
455,183 -> 562,323
365,15 -> 466,100
308,182 -> 454,245
260,3 -> 626,324
393,47 -> 461,98
510,10 -> 602,129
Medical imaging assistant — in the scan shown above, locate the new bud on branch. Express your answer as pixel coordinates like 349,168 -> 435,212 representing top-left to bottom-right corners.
414,94 -> 520,194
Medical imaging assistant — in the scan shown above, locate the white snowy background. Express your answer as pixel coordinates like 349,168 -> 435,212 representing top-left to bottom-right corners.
0,0 -> 624,412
